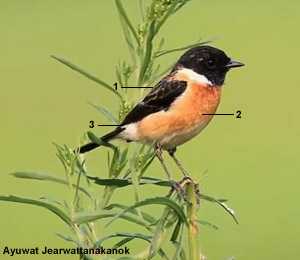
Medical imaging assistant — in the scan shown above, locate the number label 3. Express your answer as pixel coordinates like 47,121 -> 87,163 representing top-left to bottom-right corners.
89,120 -> 94,128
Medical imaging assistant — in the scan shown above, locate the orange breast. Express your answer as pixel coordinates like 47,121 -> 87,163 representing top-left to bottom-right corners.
137,77 -> 222,149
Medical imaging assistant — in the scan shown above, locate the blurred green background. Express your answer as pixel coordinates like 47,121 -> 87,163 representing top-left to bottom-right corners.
1,0 -> 300,259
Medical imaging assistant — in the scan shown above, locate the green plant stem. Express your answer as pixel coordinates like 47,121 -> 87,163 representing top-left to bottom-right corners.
138,20 -> 155,86
144,193 -> 180,259
98,187 -> 116,209
115,0 -> 139,44
186,182 -> 200,260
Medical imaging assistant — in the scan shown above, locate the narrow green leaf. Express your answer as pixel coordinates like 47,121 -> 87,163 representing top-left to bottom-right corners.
106,197 -> 187,227
158,249 -> 171,260
73,165 -> 83,206
0,195 -> 71,225
72,210 -> 149,227
116,65 -> 125,88
131,160 -> 141,202
139,0 -> 145,22
148,196 -> 178,258
39,197 -> 62,206
10,171 -> 92,200
174,242 -> 188,260
113,237 -> 134,249
109,145 -> 121,177
119,148 -> 129,166
105,203 -> 157,224
87,131 -> 117,151
87,102 -> 118,124
157,38 -> 165,52
201,194 -> 239,224
122,168 -> 131,179
138,20 -> 155,85
172,0 -> 191,13
55,233 -> 76,242
172,230 -> 186,260
115,0 -> 139,44
51,55 -> 123,101
94,232 -> 152,248
87,175 -> 170,188
94,233 -> 169,259
141,153 -> 155,175
141,176 -> 170,187
118,19 -> 136,66
170,220 -> 181,242
196,220 -> 219,230
11,171 -> 66,183
217,198 -> 228,202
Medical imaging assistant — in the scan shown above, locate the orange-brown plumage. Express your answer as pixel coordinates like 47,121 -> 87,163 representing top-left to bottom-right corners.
77,45 -> 244,154
75,45 -> 244,204
137,70 -> 222,149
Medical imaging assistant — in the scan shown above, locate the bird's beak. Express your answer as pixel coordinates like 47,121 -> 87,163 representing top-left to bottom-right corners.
226,60 -> 245,68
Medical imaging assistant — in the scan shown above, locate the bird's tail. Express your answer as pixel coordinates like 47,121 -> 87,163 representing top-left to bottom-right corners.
76,127 -> 124,154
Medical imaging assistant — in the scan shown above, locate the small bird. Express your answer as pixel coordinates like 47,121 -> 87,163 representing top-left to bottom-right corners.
76,46 -> 244,199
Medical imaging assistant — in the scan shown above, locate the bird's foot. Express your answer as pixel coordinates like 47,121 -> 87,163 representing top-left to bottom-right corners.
170,180 -> 188,202
179,176 -> 200,204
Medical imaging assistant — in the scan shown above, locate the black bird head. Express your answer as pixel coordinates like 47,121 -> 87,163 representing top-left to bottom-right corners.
174,45 -> 244,86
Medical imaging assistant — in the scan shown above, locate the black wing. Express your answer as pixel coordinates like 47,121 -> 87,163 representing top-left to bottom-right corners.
121,78 -> 187,126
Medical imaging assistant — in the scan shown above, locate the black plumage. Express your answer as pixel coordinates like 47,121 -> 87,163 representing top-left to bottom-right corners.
77,79 -> 187,153
76,45 -> 244,154
121,79 -> 187,125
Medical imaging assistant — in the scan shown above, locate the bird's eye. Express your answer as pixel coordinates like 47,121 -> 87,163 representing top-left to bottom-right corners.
206,60 -> 216,69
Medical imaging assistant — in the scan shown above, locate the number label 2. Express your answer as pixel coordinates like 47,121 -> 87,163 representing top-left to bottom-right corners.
236,110 -> 241,118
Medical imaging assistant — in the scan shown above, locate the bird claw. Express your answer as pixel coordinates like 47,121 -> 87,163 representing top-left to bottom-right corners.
179,177 -> 200,204
170,180 -> 188,201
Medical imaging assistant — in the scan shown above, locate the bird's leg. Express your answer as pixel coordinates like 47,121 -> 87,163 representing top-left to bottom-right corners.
168,148 -> 200,204
155,145 -> 187,201
168,148 -> 189,178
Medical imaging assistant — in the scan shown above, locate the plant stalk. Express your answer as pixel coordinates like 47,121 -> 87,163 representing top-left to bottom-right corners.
186,182 -> 200,260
